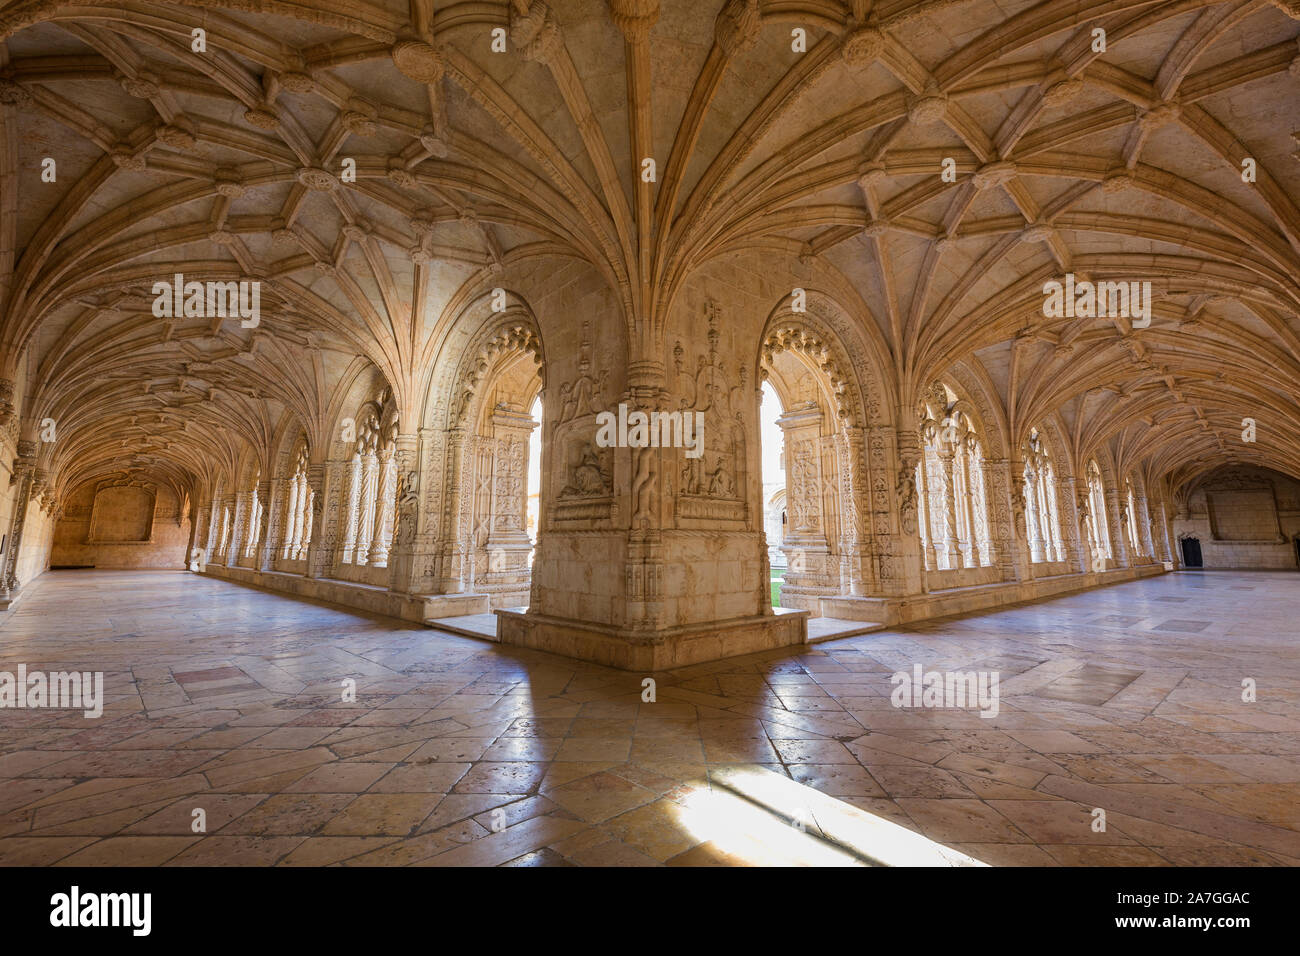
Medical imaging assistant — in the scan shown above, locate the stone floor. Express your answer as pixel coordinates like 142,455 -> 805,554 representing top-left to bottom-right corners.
1,568 -> 1298,867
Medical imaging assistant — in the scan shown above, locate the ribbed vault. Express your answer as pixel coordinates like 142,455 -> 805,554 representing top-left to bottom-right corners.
0,0 -> 1297,517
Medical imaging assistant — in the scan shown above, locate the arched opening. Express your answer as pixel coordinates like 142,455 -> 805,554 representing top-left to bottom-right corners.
460,331 -> 543,607
334,389 -> 400,586
526,394 -> 543,572
758,318 -> 872,612
760,380 -> 786,606
1022,428 -> 1064,564
916,383 -> 995,580
1084,460 -> 1112,570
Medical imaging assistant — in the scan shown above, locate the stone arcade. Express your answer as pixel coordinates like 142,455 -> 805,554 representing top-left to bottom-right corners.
0,0 -> 1298,868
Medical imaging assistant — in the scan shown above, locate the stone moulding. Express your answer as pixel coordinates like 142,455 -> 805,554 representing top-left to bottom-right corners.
495,606 -> 809,671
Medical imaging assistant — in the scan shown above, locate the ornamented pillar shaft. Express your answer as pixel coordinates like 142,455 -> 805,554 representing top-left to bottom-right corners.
985,459 -> 1026,582
939,445 -> 962,569
339,456 -> 361,565
256,479 -> 276,570
304,463 -> 334,579
888,412 -> 926,596
959,438 -> 978,566
227,490 -> 248,565
1135,493 -> 1156,560
1023,463 -> 1044,561
0,440 -> 38,600
387,435 -> 421,594
0,379 -> 14,428
438,428 -> 470,593
1058,476 -> 1087,573
1106,488 -> 1131,567
368,448 -> 398,566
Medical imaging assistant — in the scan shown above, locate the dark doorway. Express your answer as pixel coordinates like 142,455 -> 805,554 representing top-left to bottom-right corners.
1294,536 -> 1300,567
1180,537 -> 1202,568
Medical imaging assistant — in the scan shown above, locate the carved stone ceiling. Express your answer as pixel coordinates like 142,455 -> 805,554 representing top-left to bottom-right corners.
0,0 -> 1298,502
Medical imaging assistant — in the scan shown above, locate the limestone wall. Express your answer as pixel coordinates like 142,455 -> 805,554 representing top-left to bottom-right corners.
1173,467 -> 1300,570
51,480 -> 190,570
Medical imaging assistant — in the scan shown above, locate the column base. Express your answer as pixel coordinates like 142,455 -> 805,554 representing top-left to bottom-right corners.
496,607 -> 809,671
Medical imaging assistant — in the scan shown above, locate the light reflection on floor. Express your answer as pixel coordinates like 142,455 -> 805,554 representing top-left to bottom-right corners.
672,767 -> 986,867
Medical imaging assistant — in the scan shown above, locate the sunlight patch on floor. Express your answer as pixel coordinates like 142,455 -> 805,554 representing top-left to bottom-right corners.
673,767 -> 986,867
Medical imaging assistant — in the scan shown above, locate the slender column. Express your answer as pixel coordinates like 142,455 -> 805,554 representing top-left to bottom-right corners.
939,445 -> 962,569
1043,470 -> 1062,562
1023,464 -> 1043,561
917,451 -> 937,572
339,455 -> 362,564
368,447 -> 398,566
959,437 -> 978,566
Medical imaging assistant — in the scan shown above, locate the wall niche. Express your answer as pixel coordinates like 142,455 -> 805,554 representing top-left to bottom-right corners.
86,480 -> 156,544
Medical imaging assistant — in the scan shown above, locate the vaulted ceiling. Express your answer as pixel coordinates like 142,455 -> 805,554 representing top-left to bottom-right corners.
1,0 -> 1298,506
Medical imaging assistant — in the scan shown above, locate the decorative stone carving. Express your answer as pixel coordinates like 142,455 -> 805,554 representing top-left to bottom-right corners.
1042,78 -> 1084,106
511,1 -> 563,63
973,160 -> 1016,189
342,99 -> 378,136
279,71 -> 315,93
297,166 -> 339,191
116,71 -> 160,99
557,322 -> 608,423
842,25 -> 884,65
157,118 -> 197,149
908,91 -> 948,125
111,149 -> 145,171
391,40 -> 445,83
609,0 -> 661,41
214,168 -> 247,198
1139,102 -> 1181,132
561,444 -> 611,497
715,0 -> 762,56
419,124 -> 450,157
243,106 -> 280,129
0,77 -> 31,107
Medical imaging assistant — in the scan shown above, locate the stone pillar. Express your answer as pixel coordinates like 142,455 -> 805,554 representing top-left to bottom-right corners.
187,497 -> 208,570
1106,488 -> 1131,567
1059,477 -> 1088,573
226,490 -> 248,565
255,479 -> 276,570
437,428 -> 471,593
0,440 -> 38,604
355,452 -> 379,564
337,455 -> 361,565
1043,469 -> 1062,562
1135,492 -> 1156,562
1023,462 -> 1044,562
987,458 -> 1029,582
0,379 -> 14,429
939,444 -> 963,569
304,462 -> 334,578
387,435 -> 421,595
838,425 -> 873,596
959,436 -> 979,566
887,414 -> 926,595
